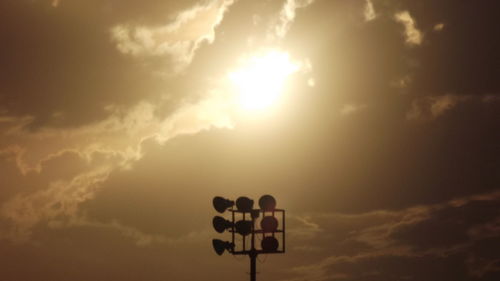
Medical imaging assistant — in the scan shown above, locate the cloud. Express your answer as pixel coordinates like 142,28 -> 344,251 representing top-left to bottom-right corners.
340,104 -> 368,116
274,0 -> 316,38
390,74 -> 412,89
0,0 -> 314,244
111,0 -> 235,72
406,94 -> 499,121
46,216 -> 212,246
467,255 -> 500,278
0,94 -> 235,242
406,94 -> 464,120
288,214 -> 323,240
51,0 -> 60,8
394,10 -> 423,46
285,191 -> 500,281
434,23 -> 445,31
1,167 -> 112,242
363,0 -> 376,22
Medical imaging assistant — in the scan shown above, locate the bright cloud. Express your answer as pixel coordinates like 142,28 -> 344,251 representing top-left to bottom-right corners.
364,0 -> 376,21
111,0 -> 235,72
274,0 -> 316,38
0,96 -> 235,242
394,10 -> 423,46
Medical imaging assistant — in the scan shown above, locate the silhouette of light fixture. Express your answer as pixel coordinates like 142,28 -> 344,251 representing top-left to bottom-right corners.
259,195 -> 276,211
236,196 -> 254,212
213,196 -> 234,213
212,239 -> 234,255
261,237 -> 279,252
235,220 -> 253,236
251,209 -> 260,219
213,216 -> 233,233
260,216 -> 278,232
211,195 -> 285,281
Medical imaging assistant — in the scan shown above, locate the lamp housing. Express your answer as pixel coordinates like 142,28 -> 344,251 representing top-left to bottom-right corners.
213,216 -> 233,233
213,196 -> 234,213
236,196 -> 254,212
212,239 -> 233,255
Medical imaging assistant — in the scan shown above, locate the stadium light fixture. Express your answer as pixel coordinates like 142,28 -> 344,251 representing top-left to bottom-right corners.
213,196 -> 234,213
211,194 -> 285,281
213,216 -> 233,233
212,239 -> 234,256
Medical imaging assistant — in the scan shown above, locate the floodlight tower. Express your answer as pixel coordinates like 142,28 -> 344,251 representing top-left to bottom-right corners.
211,195 -> 285,281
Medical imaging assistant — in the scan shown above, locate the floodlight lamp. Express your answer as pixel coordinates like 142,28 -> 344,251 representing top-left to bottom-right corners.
213,196 -> 234,213
251,209 -> 260,219
213,216 -> 233,233
235,220 -> 253,236
236,196 -> 254,212
212,239 -> 234,256
260,216 -> 278,232
261,236 -> 279,252
259,195 -> 276,211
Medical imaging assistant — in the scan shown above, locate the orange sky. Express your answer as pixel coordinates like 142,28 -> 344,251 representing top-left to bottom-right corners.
0,1 -> 499,280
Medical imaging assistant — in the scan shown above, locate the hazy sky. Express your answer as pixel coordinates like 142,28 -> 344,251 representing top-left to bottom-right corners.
0,0 -> 499,280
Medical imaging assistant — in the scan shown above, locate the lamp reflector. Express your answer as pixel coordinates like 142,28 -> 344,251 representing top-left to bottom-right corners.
235,220 -> 253,236
261,237 -> 279,252
212,239 -> 233,256
260,216 -> 278,232
236,196 -> 254,212
258,195 -> 276,211
213,196 -> 234,213
213,216 -> 233,233
251,209 -> 260,219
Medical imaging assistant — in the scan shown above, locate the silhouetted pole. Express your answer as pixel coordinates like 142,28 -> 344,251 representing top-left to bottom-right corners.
250,250 -> 257,281
250,214 -> 257,281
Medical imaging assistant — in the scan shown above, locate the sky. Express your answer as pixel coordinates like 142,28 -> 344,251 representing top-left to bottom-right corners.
0,0 -> 499,280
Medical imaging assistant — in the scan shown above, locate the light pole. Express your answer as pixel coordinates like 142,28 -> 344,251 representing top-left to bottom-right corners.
211,195 -> 285,281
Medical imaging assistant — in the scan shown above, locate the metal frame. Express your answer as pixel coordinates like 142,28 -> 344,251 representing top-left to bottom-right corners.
228,208 -> 285,255
212,196 -> 285,281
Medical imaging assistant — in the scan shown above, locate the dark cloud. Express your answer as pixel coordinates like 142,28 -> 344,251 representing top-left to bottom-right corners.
0,0 -> 209,129
288,193 -> 500,281
403,0 -> 500,96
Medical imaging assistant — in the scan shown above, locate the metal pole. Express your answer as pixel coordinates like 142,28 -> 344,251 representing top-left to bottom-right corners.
250,210 -> 257,281
249,250 -> 257,281
231,210 -> 235,250
282,209 -> 286,252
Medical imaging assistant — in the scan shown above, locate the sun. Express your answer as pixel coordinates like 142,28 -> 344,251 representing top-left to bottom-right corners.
228,50 -> 299,111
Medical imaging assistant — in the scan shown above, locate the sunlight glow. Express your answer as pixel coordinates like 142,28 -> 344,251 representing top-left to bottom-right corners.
228,50 -> 299,111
